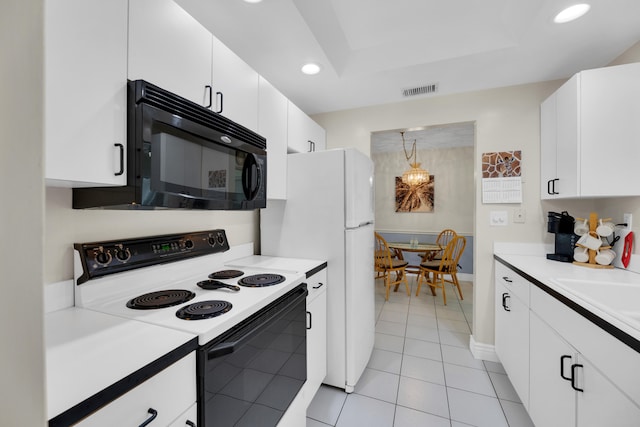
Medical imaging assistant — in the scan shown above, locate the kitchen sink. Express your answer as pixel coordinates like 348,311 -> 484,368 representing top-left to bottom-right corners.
552,278 -> 640,331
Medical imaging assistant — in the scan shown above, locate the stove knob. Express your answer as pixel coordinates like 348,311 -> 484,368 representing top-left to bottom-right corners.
216,234 -> 225,245
208,236 -> 216,246
95,251 -> 111,265
184,239 -> 194,249
115,248 -> 131,262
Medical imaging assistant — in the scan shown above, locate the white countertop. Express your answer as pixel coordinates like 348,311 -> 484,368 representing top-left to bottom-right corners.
494,244 -> 640,346
45,307 -> 196,421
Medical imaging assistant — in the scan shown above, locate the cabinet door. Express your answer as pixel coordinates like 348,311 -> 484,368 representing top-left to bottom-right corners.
580,63 -> 640,197
287,102 -> 325,153
494,280 -> 529,408
45,0 -> 128,187
529,313 -> 576,427
128,0 -> 212,107
305,271 -> 327,406
168,403 -> 197,427
540,93 -> 558,199
554,75 -> 580,198
258,76 -> 288,200
576,355 -> 640,427
211,36 -> 259,132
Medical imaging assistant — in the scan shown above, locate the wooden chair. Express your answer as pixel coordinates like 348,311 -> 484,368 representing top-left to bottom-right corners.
416,235 -> 466,305
374,232 -> 411,300
423,229 -> 458,262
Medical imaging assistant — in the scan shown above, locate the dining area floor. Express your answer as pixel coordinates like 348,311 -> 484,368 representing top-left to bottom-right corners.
306,275 -> 535,427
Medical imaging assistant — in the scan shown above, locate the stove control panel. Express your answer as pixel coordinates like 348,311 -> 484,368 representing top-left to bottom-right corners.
74,229 -> 229,284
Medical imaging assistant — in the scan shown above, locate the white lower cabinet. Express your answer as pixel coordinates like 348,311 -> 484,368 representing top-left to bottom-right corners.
494,264 -> 529,408
529,312 -> 640,427
529,312 -> 577,427
304,269 -> 328,406
168,403 -> 197,427
76,353 -> 196,426
495,260 -> 640,427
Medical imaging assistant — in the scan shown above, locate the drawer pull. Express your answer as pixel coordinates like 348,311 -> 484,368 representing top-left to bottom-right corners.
312,282 -> 324,289
306,311 -> 312,330
560,355 -> 572,381
114,143 -> 124,176
139,408 -> 158,427
501,293 -> 511,311
186,421 -> 196,427
571,364 -> 584,392
502,276 -> 513,283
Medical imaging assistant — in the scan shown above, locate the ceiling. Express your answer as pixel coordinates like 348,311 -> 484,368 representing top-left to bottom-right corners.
371,122 -> 474,153
176,0 -> 640,115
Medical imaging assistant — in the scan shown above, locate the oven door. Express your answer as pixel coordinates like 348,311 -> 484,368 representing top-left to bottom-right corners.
197,284 -> 308,427
138,103 -> 266,210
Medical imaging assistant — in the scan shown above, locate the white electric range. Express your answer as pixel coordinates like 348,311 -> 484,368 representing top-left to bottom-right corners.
70,229 -> 316,427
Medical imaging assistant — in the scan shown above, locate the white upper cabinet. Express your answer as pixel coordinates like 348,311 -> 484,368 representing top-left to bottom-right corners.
45,0 -> 128,187
258,77 -> 288,200
287,102 -> 326,153
128,0 -> 212,107
211,36 -> 259,132
540,62 -> 640,199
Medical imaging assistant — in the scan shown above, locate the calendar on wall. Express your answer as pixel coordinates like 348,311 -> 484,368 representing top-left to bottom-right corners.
481,150 -> 522,204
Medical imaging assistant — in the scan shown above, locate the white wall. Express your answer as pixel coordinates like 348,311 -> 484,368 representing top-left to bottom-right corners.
0,0 -> 46,425
313,41 -> 640,351
373,146 -> 474,234
45,188 -> 259,283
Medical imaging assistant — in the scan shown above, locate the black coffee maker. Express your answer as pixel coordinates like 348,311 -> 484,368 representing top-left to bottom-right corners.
546,211 -> 578,262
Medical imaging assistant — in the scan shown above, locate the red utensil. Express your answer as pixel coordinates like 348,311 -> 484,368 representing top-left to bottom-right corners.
621,231 -> 633,268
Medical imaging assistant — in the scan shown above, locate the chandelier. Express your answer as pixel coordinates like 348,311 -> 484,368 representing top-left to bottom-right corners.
401,131 -> 430,186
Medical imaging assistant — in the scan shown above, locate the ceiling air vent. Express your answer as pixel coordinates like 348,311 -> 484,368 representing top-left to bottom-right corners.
402,83 -> 438,97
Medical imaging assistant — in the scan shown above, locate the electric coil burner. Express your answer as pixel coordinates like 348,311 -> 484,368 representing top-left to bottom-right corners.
126,290 -> 195,309
176,300 -> 232,320
238,273 -> 286,287
208,269 -> 244,280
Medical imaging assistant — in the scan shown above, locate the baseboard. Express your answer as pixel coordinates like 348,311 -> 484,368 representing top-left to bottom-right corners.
469,335 -> 499,362
457,272 -> 473,282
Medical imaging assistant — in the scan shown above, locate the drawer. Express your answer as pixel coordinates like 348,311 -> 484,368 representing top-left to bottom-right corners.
76,352 -> 196,426
495,262 -> 530,305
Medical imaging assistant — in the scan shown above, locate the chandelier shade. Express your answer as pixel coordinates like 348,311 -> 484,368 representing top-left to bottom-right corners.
400,132 -> 430,186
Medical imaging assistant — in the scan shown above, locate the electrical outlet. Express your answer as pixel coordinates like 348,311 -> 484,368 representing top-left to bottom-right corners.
514,208 -> 526,223
623,213 -> 633,229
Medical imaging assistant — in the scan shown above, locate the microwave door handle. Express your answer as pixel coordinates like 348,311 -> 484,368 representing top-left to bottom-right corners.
206,287 -> 307,360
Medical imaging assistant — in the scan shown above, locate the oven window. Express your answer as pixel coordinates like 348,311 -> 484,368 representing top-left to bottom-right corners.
144,123 -> 246,201
199,286 -> 307,427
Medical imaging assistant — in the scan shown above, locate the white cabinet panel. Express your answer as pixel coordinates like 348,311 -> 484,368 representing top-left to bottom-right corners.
76,353 -> 196,427
128,0 -> 212,107
304,270 -> 327,406
540,62 -> 640,199
494,276 -> 529,408
211,36 -> 259,132
45,0 -> 128,187
287,102 -> 326,153
258,77 -> 288,199
529,313 -> 576,427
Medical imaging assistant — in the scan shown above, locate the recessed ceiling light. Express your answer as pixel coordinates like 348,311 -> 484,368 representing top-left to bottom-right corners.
301,63 -> 321,75
554,4 -> 591,23
243,0 -> 262,3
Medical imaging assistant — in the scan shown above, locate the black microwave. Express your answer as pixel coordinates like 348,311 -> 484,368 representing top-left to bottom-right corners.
73,80 -> 267,210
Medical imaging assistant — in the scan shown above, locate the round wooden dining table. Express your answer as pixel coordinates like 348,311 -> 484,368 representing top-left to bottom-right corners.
387,242 -> 442,275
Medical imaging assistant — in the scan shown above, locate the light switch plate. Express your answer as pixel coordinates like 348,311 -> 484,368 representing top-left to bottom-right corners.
490,210 -> 508,226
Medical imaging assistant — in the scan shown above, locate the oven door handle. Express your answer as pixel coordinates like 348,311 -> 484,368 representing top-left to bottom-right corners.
206,286 -> 308,360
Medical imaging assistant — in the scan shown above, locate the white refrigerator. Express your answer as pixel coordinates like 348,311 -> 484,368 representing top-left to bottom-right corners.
261,148 -> 375,393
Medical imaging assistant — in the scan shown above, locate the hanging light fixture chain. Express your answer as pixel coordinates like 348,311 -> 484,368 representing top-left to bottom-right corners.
401,131 -> 417,163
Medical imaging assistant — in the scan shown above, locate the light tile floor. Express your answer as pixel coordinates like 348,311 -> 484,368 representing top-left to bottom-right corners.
306,275 -> 535,427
